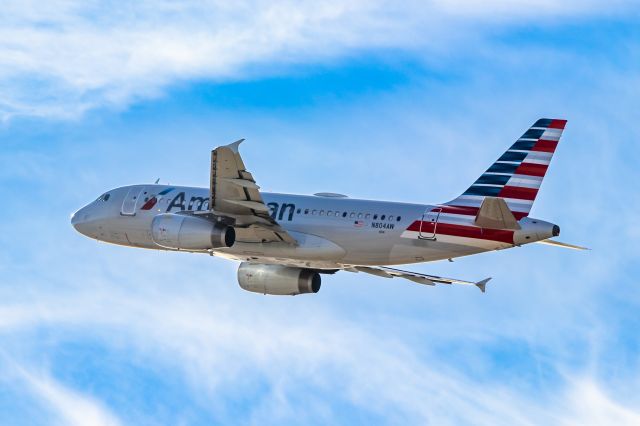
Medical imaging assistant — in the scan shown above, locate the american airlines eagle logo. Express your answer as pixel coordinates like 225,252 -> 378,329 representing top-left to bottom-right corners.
140,187 -> 175,210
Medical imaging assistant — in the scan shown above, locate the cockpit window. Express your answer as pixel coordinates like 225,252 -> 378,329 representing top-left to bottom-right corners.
97,193 -> 111,202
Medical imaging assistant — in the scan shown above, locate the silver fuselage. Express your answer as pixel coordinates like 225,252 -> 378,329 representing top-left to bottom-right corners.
71,184 -> 554,269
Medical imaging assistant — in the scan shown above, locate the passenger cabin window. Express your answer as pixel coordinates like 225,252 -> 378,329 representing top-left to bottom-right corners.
381,215 -> 386,220
373,214 -> 378,220
350,212 -> 355,218
365,213 -> 371,219
357,213 -> 363,219
397,216 -> 402,221
305,209 -> 309,214
312,210 -> 317,215
342,212 -> 347,218
389,215 -> 394,221
320,210 -> 325,216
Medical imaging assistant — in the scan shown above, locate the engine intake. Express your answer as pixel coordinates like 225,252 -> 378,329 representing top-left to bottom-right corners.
151,213 -> 235,250
237,263 -> 321,296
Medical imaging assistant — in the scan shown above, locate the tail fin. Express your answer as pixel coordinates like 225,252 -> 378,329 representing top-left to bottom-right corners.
446,118 -> 566,219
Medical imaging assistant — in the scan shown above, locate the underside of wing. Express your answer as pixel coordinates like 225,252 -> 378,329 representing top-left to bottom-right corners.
205,140 -> 297,245
346,265 -> 491,292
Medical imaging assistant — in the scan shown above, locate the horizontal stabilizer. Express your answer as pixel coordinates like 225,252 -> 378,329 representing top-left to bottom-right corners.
474,197 -> 521,230
536,239 -> 589,250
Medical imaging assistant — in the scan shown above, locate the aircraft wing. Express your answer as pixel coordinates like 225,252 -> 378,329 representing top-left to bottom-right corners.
346,266 -> 491,293
200,139 -> 297,245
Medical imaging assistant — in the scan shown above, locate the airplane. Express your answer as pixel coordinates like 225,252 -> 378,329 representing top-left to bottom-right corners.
71,118 -> 586,295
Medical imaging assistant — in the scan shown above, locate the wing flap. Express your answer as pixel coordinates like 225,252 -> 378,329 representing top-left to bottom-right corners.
221,177 -> 261,190
223,199 -> 270,213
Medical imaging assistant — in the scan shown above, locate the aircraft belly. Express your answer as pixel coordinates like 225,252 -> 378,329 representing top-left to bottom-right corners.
220,231 -> 346,261
386,234 -> 511,264
388,241 -> 480,264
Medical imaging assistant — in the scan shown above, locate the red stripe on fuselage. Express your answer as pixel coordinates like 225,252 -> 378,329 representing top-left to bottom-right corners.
498,186 -> 538,201
440,206 -> 481,216
440,206 -> 528,220
406,221 -> 514,243
515,162 -> 548,177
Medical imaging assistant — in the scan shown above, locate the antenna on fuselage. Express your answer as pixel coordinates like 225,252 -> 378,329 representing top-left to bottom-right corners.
154,178 -> 160,184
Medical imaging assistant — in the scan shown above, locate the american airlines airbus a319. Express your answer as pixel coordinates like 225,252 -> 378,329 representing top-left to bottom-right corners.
71,118 -> 585,295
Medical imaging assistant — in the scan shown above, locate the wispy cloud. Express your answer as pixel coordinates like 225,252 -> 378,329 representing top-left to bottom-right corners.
1,88 -> 638,423
0,359 -> 122,426
22,372 -> 122,426
0,260 -> 638,425
1,1 -> 639,423
0,0 -> 637,120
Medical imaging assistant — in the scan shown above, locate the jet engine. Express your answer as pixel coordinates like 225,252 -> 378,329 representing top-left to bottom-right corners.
237,263 -> 321,295
151,213 -> 235,250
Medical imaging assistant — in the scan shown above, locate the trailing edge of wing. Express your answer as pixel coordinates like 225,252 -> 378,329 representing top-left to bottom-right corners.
536,239 -> 590,250
348,266 -> 490,292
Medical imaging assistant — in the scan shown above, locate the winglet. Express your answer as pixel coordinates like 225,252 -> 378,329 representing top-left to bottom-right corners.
226,138 -> 245,154
475,278 -> 491,293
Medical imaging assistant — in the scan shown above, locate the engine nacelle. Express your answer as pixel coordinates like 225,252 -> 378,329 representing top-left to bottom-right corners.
237,263 -> 321,296
151,213 -> 235,250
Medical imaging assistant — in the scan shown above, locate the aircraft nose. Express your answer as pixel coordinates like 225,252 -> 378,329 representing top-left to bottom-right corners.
71,207 -> 90,235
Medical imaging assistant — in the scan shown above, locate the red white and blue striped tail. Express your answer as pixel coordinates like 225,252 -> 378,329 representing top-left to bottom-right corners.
445,118 -> 566,219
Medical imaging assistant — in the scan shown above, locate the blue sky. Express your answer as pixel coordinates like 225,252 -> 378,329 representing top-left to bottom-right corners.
1,1 -> 640,425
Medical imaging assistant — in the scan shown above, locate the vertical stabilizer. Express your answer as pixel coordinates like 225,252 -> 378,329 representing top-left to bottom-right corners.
446,118 -> 566,219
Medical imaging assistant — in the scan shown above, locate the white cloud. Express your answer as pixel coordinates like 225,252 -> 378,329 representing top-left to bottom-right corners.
0,266 -> 638,425
0,0 -> 637,120
558,380 -> 640,426
26,375 -> 122,426
1,5 -> 639,420
2,364 -> 122,426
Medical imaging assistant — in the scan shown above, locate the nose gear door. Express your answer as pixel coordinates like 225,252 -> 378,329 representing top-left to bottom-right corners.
121,186 -> 147,216
419,207 -> 442,240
